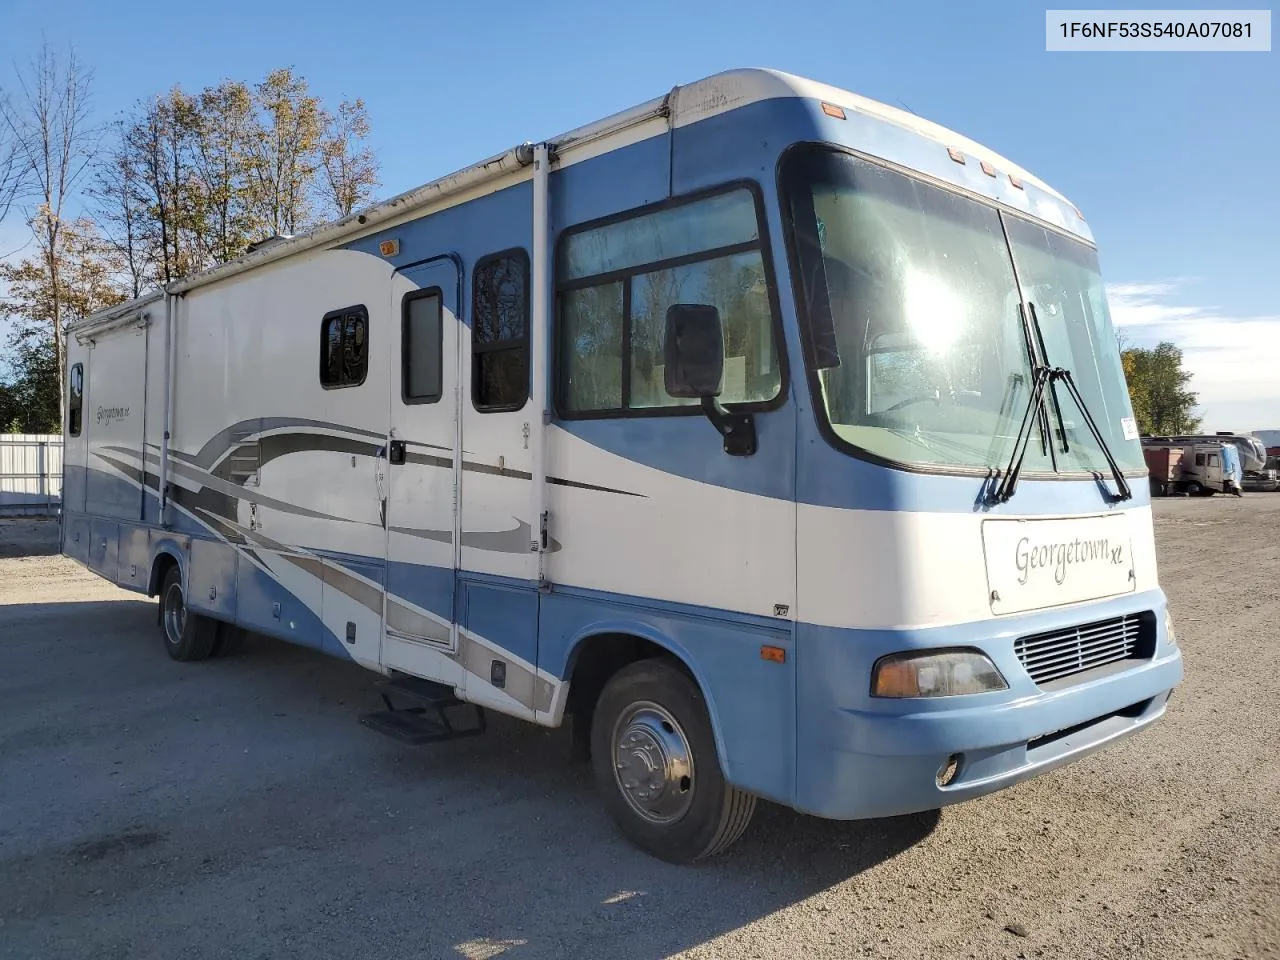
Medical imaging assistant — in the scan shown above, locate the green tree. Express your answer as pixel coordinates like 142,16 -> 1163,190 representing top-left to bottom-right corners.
1119,340 -> 1201,435
194,80 -> 261,262
0,214 -> 128,431
250,68 -> 325,235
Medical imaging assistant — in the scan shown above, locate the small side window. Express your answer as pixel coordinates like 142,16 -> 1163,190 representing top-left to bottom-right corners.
472,250 -> 529,412
1195,453 -> 1205,466
68,363 -> 84,437
403,289 -> 443,404
320,306 -> 369,389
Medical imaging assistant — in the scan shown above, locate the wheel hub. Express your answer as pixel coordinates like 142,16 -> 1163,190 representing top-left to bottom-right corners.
611,702 -> 694,824
164,582 -> 186,645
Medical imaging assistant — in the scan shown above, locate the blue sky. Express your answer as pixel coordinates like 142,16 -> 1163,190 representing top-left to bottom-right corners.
2,0 -> 1276,429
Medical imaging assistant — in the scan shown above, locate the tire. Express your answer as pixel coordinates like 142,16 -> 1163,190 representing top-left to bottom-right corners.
210,623 -> 248,658
590,658 -> 756,863
1186,481 -> 1204,497
159,566 -> 218,662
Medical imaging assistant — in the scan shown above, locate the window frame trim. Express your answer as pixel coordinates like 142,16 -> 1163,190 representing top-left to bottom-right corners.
400,286 -> 445,406
471,247 -> 531,413
775,140 -> 1148,481
551,179 -> 789,423
319,304 -> 370,391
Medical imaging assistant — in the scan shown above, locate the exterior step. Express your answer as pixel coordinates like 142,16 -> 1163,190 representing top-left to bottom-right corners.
359,706 -> 484,744
360,675 -> 486,745
377,675 -> 461,709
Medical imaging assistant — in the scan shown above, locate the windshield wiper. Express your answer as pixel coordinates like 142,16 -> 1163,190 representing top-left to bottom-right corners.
988,363 -> 1054,503
1047,366 -> 1133,502
988,363 -> 1132,504
1026,302 -> 1132,503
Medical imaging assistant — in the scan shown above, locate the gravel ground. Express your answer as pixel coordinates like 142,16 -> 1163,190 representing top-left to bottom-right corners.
0,504 -> 1277,960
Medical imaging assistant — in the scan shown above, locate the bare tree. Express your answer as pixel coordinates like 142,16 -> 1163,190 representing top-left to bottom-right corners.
0,41 -> 97,427
319,98 -> 379,219
0,108 -> 25,228
87,119 -> 154,298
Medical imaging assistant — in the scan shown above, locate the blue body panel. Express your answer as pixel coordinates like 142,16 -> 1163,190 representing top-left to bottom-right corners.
538,582 -> 796,804
793,588 -> 1179,817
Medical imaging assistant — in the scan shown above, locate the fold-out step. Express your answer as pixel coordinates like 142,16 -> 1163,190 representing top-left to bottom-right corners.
359,674 -> 486,744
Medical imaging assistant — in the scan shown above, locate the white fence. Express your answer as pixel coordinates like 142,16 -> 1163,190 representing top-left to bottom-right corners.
0,434 -> 63,516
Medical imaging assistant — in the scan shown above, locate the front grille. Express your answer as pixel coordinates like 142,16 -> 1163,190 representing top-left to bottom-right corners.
1014,613 -> 1155,686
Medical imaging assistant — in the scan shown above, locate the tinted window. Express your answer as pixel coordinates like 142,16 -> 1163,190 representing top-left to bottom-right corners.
560,283 -> 624,412
562,190 -> 759,280
68,363 -> 83,436
403,290 -> 442,403
472,251 -> 529,412
321,307 -> 369,388
557,188 -> 781,416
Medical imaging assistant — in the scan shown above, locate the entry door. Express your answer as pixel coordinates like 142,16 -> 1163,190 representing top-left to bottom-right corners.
383,258 -> 461,651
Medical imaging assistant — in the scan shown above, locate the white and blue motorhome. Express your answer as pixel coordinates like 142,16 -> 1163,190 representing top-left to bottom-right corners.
61,69 -> 1183,862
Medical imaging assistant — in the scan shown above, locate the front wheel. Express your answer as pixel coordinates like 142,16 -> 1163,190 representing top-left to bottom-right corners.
159,566 -> 218,662
590,658 -> 756,863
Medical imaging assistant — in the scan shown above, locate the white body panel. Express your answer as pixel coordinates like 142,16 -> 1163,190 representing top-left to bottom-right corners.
796,504 -> 1157,631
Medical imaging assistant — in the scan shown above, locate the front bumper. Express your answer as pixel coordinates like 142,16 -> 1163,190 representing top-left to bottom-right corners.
793,588 -> 1183,820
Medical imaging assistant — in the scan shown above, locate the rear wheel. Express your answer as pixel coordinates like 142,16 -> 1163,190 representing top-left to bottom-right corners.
1186,481 -> 1205,497
159,566 -> 218,662
590,658 -> 756,863
211,623 -> 249,657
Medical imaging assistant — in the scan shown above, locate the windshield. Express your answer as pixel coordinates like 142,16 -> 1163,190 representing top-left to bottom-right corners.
780,145 -> 1146,475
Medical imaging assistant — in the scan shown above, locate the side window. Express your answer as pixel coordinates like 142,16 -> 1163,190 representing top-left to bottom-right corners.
68,363 -> 84,437
556,187 -> 781,416
472,250 -> 529,412
320,306 -> 369,389
1195,453 -> 1205,466
402,290 -> 442,404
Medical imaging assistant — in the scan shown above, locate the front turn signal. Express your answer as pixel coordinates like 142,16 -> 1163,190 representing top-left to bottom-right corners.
871,649 -> 1008,698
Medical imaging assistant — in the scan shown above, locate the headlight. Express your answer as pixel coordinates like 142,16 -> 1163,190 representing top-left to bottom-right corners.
1165,612 -> 1178,649
871,649 -> 1008,698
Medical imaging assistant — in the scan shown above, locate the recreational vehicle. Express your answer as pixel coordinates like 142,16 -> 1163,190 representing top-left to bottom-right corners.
61,68 -> 1183,862
1143,438 -> 1243,496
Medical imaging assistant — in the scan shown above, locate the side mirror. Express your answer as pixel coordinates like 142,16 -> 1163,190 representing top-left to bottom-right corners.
663,303 -> 725,399
662,303 -> 757,457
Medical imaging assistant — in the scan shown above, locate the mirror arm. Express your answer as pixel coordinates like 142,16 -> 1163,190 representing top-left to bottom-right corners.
700,396 -> 757,457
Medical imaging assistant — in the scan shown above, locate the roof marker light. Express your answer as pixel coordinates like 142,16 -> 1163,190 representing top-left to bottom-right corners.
1008,174 -> 1024,190
821,102 -> 846,120
980,161 -> 996,177
947,147 -> 966,165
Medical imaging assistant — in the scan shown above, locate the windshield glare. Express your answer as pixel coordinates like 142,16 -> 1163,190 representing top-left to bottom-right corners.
781,145 -> 1146,475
